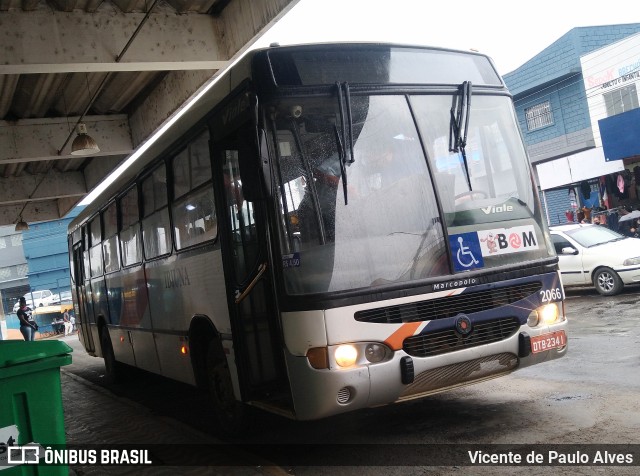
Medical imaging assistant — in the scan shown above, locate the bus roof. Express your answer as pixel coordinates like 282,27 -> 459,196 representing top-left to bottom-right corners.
68,42 -> 499,232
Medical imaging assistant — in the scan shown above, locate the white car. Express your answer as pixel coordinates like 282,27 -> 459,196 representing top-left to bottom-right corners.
550,224 -> 640,296
52,290 -> 72,304
12,289 -> 58,313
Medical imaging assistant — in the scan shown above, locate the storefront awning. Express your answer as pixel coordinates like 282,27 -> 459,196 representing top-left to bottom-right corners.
599,107 -> 640,161
535,147 -> 624,190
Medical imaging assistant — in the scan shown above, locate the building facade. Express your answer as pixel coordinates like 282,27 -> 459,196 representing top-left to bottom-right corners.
503,24 -> 640,227
582,31 -> 640,200
21,206 -> 83,296
0,206 -> 83,322
0,226 -> 29,317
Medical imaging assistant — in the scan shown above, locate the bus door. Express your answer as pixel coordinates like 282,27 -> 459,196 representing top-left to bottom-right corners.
211,120 -> 285,402
72,242 -> 96,353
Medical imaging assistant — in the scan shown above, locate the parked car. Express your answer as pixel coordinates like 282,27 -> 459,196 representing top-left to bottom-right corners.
12,289 -> 58,313
53,290 -> 72,304
550,224 -> 640,296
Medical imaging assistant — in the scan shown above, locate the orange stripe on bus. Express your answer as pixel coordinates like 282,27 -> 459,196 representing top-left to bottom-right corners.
384,322 -> 422,350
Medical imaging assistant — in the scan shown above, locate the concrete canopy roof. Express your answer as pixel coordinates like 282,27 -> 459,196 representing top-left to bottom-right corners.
0,0 -> 298,227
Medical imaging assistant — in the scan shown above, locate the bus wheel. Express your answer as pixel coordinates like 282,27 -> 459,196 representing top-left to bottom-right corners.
206,345 -> 248,435
100,329 -> 125,384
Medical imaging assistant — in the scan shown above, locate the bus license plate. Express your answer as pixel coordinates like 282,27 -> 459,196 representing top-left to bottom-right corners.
531,330 -> 566,354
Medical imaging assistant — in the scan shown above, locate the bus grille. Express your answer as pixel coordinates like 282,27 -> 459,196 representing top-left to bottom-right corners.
354,282 -> 541,324
399,352 -> 518,399
402,317 -> 520,357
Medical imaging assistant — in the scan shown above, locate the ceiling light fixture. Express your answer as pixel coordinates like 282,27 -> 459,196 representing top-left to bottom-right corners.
71,123 -> 100,155
14,174 -> 48,232
15,218 -> 29,232
58,0 -> 161,158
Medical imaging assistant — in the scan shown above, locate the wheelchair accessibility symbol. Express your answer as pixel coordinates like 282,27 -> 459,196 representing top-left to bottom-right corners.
449,233 -> 484,272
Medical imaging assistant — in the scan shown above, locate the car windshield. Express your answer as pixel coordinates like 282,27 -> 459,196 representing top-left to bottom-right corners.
565,225 -> 626,247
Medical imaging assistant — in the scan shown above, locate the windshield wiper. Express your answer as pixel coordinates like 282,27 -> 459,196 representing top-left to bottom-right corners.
334,124 -> 349,205
336,82 -> 355,164
449,81 -> 473,189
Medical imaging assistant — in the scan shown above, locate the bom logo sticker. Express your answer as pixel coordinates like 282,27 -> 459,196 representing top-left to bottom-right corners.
477,226 -> 538,256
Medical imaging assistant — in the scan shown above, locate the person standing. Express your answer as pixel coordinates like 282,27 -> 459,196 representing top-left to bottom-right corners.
63,309 -> 72,336
70,312 -> 76,333
17,297 -> 37,341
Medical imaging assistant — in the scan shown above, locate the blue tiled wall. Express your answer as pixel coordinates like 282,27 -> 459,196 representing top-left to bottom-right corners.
22,207 -> 83,294
513,76 -> 588,147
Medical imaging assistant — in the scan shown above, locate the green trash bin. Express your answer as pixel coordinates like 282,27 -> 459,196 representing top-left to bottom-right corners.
0,340 -> 72,475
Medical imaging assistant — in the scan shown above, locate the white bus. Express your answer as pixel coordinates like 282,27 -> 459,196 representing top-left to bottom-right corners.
68,43 -> 568,431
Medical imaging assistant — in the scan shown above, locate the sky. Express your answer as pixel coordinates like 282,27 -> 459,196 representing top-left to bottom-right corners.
256,0 -> 639,75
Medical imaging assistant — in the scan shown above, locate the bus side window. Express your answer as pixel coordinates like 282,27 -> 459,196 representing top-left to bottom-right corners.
141,164 -> 171,259
119,186 -> 142,266
172,130 -> 217,250
102,201 -> 120,273
88,216 -> 103,277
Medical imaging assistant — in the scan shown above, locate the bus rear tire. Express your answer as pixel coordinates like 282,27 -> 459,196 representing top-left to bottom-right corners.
101,328 -> 126,384
206,345 -> 248,435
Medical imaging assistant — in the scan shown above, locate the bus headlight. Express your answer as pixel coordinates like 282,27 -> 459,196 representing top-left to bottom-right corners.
528,302 -> 562,327
364,344 -> 386,363
527,310 -> 539,327
307,343 -> 392,369
539,303 -> 560,325
335,345 -> 358,367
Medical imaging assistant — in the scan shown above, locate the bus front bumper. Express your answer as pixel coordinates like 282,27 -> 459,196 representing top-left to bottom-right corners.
284,321 -> 567,421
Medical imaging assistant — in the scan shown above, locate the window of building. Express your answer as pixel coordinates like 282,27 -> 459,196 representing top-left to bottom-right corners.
0,267 -> 10,280
11,234 -> 22,246
525,101 -> 554,131
604,84 -> 639,116
142,164 -> 171,259
0,237 -> 6,249
16,264 -> 28,277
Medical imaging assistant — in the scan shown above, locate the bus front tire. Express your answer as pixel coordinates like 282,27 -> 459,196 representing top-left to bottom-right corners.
101,329 -> 126,384
206,345 -> 248,435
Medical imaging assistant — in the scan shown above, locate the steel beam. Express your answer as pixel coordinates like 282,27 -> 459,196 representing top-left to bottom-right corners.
0,8 -> 227,75
0,115 -> 133,163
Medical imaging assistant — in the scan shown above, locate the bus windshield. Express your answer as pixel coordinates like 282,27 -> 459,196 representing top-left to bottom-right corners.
271,92 -> 551,295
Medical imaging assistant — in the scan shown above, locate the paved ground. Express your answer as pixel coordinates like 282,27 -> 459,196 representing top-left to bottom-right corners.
62,370 -> 287,475
4,284 -> 639,475
1,330 -> 285,475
